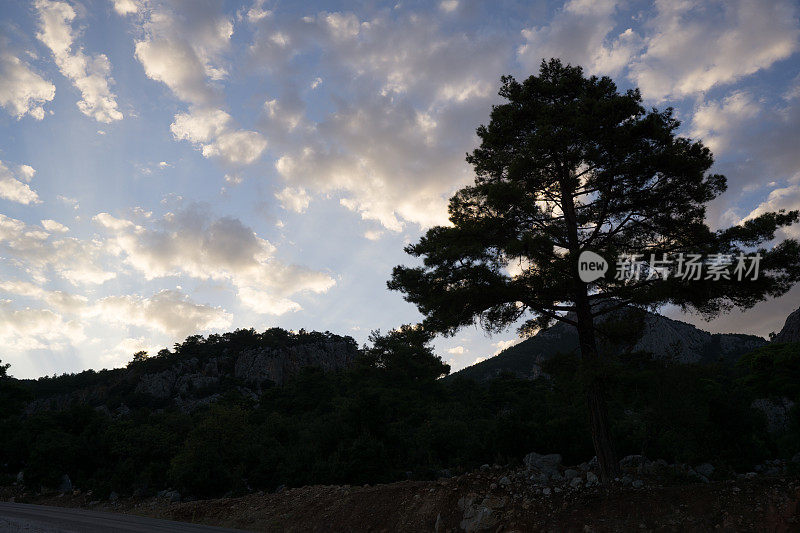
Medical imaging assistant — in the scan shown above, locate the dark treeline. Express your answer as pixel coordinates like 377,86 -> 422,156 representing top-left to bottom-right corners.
0,329 -> 798,498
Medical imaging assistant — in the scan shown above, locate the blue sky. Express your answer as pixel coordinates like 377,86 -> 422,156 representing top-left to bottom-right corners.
0,0 -> 799,378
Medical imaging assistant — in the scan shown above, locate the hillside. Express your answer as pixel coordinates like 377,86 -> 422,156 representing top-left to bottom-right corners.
21,328 -> 358,415
451,307 -> 768,382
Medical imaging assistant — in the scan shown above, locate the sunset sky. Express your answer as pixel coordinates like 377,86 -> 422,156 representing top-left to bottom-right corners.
1,0 -> 799,378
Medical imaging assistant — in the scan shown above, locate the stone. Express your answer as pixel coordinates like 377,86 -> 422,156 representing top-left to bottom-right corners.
109,491 -> 119,502
460,502 -> 499,532
523,452 -> 562,476
585,472 -> 599,487
695,463 -> 714,479
688,469 -> 709,483
773,306 -> 800,343
482,495 -> 506,509
498,476 -> 511,487
632,479 -> 644,489
619,455 -> 647,471
529,472 -> 549,484
569,477 -> 583,489
541,487 -> 552,496
59,474 -> 72,493
563,469 -> 579,481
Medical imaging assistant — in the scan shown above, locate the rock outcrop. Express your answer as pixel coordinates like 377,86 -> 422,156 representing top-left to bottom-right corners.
24,334 -> 359,415
451,307 -> 768,382
773,306 -> 800,343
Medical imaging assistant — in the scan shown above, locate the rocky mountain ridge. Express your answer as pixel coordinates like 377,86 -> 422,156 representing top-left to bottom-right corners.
774,306 -> 800,343
22,329 -> 358,415
451,306 -> 770,382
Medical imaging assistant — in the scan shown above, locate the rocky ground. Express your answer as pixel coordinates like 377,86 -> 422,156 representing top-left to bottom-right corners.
4,455 -> 800,532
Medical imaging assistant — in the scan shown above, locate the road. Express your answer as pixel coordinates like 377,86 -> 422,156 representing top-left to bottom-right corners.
0,502 -> 247,532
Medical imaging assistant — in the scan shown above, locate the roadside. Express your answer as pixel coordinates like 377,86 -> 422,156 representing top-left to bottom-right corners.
3,463 -> 799,532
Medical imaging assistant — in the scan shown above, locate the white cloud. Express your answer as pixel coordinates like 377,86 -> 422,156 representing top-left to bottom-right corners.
90,289 -> 232,337
0,280 -> 88,313
128,1 -> 266,166
0,161 -> 41,205
493,338 -> 522,355
447,345 -> 466,354
170,107 -> 267,165
94,203 -> 335,314
439,0 -> 459,13
41,219 -> 69,232
363,229 -> 383,241
0,300 -> 85,352
275,186 -> 310,213
629,0 -> 800,100
251,9 -> 510,230
517,0 -> 637,76
690,91 -> 760,153
0,51 -> 55,119
0,213 -> 116,286
742,185 -> 800,239
111,0 -> 140,16
135,38 -> 217,105
35,0 -> 123,122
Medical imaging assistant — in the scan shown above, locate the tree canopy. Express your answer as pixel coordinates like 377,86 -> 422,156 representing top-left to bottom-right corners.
389,58 -> 800,480
389,59 -> 800,338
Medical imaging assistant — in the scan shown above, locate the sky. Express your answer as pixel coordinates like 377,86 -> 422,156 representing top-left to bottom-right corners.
0,0 -> 798,379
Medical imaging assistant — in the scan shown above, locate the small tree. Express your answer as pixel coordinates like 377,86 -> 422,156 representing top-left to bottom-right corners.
360,325 -> 450,382
389,59 -> 800,481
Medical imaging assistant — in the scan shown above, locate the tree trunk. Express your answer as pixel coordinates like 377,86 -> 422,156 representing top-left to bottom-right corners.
558,170 -> 620,483
574,291 -> 620,483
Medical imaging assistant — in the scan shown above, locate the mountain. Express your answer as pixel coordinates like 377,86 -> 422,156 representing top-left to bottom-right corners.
773,306 -> 800,343
22,328 -> 358,415
451,307 -> 768,382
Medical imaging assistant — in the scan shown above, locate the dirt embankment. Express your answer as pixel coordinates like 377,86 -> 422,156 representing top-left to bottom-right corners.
4,471 -> 800,532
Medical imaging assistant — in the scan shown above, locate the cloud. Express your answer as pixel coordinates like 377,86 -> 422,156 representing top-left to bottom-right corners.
0,50 -> 55,119
249,8 -> 512,230
742,185 -> 800,239
41,219 -> 69,232
90,289 -> 232,337
111,0 -> 140,16
447,345 -> 466,354
0,161 -> 41,205
629,0 -> 800,101
0,279 -> 88,313
0,300 -> 85,352
688,87 -> 800,196
0,213 -> 116,285
690,91 -> 761,153
135,38 -> 217,105
517,0 -> 640,76
275,186 -> 310,213
170,107 -> 267,165
94,203 -> 335,314
125,2 -> 266,166
493,338 -> 522,355
35,0 -> 123,123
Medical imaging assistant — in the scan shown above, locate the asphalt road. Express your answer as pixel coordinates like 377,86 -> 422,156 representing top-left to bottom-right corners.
0,502 -> 247,532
